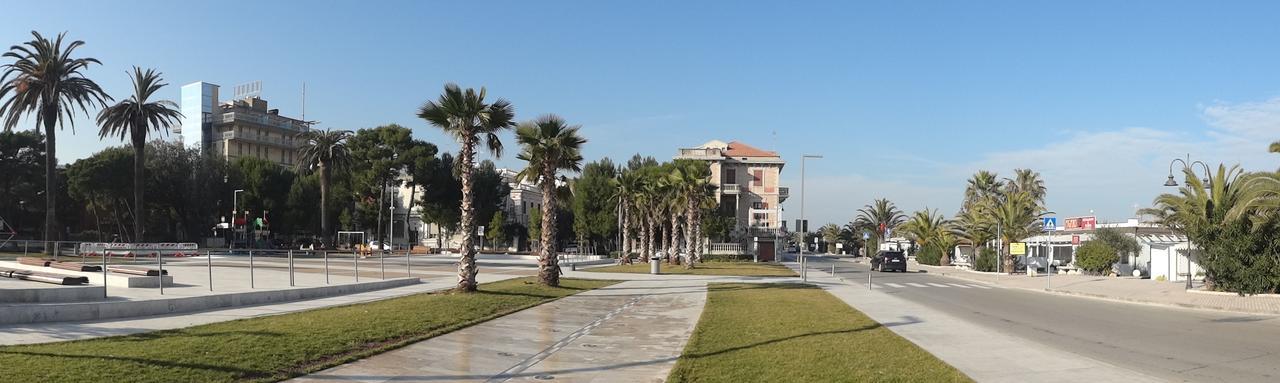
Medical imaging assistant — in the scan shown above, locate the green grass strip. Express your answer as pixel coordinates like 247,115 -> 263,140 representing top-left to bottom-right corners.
668,283 -> 973,383
585,262 -> 797,277
0,277 -> 616,382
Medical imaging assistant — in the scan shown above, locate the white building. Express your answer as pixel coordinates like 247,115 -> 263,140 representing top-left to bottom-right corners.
391,168 -> 544,252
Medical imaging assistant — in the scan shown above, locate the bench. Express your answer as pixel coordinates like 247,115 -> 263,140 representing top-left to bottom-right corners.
18,257 -> 103,272
107,266 -> 168,276
0,267 -> 91,285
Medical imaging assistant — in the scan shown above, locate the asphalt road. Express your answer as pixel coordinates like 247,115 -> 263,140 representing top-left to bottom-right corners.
798,255 -> 1280,383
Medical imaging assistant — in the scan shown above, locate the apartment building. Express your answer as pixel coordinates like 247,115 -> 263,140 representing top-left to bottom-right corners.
675,140 -> 789,235
178,82 -> 310,167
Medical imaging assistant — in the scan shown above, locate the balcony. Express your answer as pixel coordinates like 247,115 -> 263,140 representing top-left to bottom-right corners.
721,183 -> 740,194
220,111 -> 309,131
676,148 -> 724,160
779,187 -> 789,202
222,130 -> 297,148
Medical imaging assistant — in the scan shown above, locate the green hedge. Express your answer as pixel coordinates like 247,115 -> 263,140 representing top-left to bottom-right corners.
975,247 -> 997,272
916,244 -> 942,266
1076,241 -> 1118,274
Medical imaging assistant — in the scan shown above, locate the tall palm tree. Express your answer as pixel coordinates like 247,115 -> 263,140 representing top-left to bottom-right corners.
418,84 -> 516,292
1,31 -> 110,245
952,207 -> 993,264
986,191 -> 1047,272
296,129 -> 353,245
609,170 -> 640,264
96,67 -> 181,241
1271,141 -> 1280,154
670,160 -> 711,268
963,170 -> 1003,211
853,198 -> 907,240
515,115 -> 586,286
1004,168 -> 1047,206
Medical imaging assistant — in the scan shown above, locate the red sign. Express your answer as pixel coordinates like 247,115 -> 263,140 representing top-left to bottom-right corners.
1072,235 -> 1080,245
1064,216 -> 1097,231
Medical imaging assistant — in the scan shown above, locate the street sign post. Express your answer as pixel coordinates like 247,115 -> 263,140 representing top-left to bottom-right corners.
1042,217 -> 1057,290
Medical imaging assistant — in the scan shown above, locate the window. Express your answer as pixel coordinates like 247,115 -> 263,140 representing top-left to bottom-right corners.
725,168 -> 736,184
753,169 -> 763,187
752,201 -> 763,209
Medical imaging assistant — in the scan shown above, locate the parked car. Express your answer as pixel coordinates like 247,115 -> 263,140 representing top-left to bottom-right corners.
872,250 -> 908,272
368,241 -> 390,251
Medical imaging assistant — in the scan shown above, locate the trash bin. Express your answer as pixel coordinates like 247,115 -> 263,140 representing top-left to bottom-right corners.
650,256 -> 661,274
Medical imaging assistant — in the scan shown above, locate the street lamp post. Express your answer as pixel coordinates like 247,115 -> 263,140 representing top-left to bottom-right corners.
1162,154 -> 1212,290
800,154 -> 822,282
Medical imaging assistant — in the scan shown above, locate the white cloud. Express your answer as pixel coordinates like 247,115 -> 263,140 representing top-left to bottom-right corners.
791,97 -> 1280,228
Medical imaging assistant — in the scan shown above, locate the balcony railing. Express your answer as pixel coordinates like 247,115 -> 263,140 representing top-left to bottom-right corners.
779,187 -> 789,201
677,148 -> 723,158
721,183 -> 740,194
222,130 -> 297,147
220,111 -> 309,131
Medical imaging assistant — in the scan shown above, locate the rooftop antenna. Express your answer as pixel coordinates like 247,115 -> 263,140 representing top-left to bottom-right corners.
300,82 -> 319,129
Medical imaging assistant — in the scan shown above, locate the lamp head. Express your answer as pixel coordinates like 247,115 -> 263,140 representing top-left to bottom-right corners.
1163,175 -> 1178,187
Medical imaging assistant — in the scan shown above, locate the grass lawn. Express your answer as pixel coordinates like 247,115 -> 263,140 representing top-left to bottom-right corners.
0,277 -> 616,383
668,283 -> 972,383
585,261 -> 797,277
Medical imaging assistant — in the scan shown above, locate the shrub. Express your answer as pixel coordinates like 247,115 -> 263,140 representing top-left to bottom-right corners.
915,244 -> 942,266
1076,241 -> 1119,274
975,247 -> 997,272
702,253 -> 753,262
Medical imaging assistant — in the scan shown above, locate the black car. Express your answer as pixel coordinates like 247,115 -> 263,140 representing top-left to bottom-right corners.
872,251 -> 908,272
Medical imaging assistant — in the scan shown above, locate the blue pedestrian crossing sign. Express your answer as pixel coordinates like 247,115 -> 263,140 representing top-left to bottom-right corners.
1042,217 -> 1057,231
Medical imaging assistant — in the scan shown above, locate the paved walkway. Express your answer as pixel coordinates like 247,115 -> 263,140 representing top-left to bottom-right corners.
0,273 -> 525,345
790,260 -> 1163,383
910,261 -> 1280,315
292,279 -> 707,383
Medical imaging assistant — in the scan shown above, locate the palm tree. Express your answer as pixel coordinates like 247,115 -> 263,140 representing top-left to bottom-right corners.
515,115 -> 586,286
952,207 -> 993,265
1271,141 -> 1280,154
670,160 -> 712,267
853,198 -> 907,240
296,129 -> 353,245
0,31 -> 110,245
963,170 -> 1003,211
986,191 -> 1047,272
609,170 -> 641,264
1004,168 -> 1047,206
418,84 -> 516,292
96,67 -> 182,242
900,208 -> 954,265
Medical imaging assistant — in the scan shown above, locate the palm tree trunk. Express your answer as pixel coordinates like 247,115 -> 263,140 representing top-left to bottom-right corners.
538,165 -> 559,286
319,163 -> 330,244
456,134 -> 479,292
42,108 -> 58,252
619,201 -> 630,265
669,211 -> 680,265
133,133 -> 146,242
685,198 -> 697,269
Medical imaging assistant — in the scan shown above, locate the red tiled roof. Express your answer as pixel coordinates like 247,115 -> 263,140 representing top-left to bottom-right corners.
724,141 -> 778,157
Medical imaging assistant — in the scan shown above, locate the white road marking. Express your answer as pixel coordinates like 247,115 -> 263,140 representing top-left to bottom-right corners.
946,283 -> 971,288
905,282 -> 928,288
968,284 -> 992,289
884,282 -> 906,288
926,283 -> 950,288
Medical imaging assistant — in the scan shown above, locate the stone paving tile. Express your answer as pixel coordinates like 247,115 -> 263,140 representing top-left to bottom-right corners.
291,279 -> 706,383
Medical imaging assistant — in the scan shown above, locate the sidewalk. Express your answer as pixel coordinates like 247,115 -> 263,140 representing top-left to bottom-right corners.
912,262 -> 1280,316
292,279 -> 707,383
0,273 -> 525,345
787,261 -> 1162,383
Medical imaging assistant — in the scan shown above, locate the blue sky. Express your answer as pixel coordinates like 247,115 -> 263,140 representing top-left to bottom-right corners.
4,0 -> 1279,228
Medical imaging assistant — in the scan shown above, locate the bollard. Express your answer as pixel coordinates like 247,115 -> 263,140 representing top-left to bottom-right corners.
289,250 -> 295,287
158,249 -> 164,295
354,252 -> 359,282
380,249 -> 386,280
207,250 -> 213,291
249,250 -> 255,289
324,251 -> 330,284
405,248 -> 411,277
832,263 -> 836,276
23,240 -> 28,256
867,269 -> 872,289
